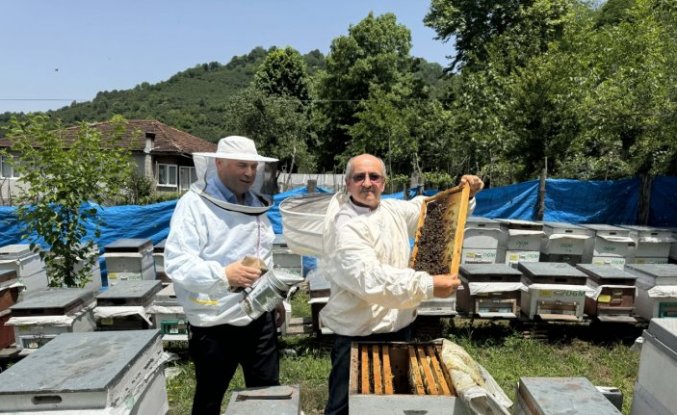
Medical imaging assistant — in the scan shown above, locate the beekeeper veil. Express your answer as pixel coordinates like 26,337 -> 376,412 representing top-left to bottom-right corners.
191,136 -> 278,215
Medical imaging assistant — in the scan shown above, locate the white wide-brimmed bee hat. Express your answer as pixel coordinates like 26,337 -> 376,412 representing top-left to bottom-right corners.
191,136 -> 278,215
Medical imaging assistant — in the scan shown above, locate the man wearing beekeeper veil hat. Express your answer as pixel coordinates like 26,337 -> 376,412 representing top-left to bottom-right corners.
165,135 -> 282,415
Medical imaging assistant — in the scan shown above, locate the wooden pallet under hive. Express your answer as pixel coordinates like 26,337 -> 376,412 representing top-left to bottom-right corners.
410,184 -> 470,276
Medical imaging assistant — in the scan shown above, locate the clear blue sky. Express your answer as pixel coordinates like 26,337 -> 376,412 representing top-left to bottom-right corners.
1,0 -> 453,114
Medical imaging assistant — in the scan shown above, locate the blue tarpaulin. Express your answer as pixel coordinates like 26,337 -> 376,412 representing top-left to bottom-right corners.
649,176 -> 677,227
474,180 -> 540,220
543,178 -> 640,225
1,177 -> 674,258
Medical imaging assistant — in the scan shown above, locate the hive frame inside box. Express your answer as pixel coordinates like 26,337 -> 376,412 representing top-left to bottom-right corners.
348,340 -> 470,415
410,184 -> 470,278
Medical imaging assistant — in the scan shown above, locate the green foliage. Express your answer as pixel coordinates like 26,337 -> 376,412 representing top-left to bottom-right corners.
429,0 -> 677,183
425,0 -> 570,71
3,114 -> 134,287
223,87 -> 317,173
123,173 -> 155,205
316,12 -> 419,170
255,47 -> 311,101
422,171 -> 456,190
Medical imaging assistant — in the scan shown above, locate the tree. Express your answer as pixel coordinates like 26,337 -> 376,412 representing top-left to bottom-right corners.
4,114 -> 134,287
424,0 -> 571,71
254,47 -> 311,101
315,12 -> 424,171
223,87 -> 316,173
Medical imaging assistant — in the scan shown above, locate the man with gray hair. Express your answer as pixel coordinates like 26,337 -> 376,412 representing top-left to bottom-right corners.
321,153 -> 484,415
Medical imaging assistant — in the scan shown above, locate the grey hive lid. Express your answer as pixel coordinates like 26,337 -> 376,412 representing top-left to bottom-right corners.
582,224 -> 628,232
625,263 -> 677,278
0,330 -> 160,394
97,280 -> 163,301
460,264 -> 522,277
0,244 -> 34,259
646,318 -> 677,352
467,216 -> 499,224
518,262 -> 587,279
104,238 -> 152,253
576,264 -> 637,280
518,377 -> 621,414
622,225 -> 659,232
543,221 -> 586,230
10,288 -> 95,314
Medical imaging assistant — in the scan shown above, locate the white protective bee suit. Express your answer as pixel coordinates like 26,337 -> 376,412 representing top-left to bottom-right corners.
164,137 -> 277,328
320,192 -> 475,336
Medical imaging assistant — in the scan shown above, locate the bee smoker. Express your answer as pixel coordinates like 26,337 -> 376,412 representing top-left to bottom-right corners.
239,268 -> 304,320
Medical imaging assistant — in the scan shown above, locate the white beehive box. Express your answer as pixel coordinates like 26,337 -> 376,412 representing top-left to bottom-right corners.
95,280 -> 163,331
624,264 -> 677,320
518,262 -> 591,321
0,244 -> 48,292
622,225 -> 675,262
540,222 -> 594,264
7,288 -> 97,351
631,318 -> 677,415
0,330 -> 167,414
462,216 -> 503,264
582,224 -> 636,268
497,219 -> 543,267
103,238 -> 155,285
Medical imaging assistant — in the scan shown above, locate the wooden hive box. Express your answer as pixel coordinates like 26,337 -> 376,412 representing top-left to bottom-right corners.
349,340 -> 468,414
410,184 -> 470,277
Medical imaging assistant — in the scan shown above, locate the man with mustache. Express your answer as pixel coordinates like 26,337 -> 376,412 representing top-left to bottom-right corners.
321,153 -> 484,415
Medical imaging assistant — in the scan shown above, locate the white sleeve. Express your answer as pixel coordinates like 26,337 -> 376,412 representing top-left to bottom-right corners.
332,220 -> 434,309
164,196 -> 230,293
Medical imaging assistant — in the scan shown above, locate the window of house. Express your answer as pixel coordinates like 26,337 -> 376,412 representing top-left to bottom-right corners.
0,156 -> 21,179
157,164 -> 178,187
179,166 -> 197,192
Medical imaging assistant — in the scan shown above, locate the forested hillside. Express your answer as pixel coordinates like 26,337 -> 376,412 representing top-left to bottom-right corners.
0,48 -> 328,141
2,0 -> 675,185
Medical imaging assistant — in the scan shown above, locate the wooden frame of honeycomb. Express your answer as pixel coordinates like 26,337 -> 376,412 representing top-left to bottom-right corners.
410,183 -> 470,276
349,341 -> 456,396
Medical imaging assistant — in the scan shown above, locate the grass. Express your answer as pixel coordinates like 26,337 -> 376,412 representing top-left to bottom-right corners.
166,290 -> 641,415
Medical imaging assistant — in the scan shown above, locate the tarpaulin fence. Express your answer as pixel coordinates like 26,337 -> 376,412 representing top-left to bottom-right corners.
1,176 -> 674,254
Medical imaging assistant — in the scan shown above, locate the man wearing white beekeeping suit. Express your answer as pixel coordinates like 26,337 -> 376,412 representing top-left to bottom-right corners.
321,153 -> 484,415
165,136 -> 282,415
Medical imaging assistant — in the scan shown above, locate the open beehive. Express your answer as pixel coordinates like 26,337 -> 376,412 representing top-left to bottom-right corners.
410,184 -> 471,276
350,341 -> 455,396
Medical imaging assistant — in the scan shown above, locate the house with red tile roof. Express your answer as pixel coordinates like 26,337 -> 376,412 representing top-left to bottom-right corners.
0,119 -> 216,203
